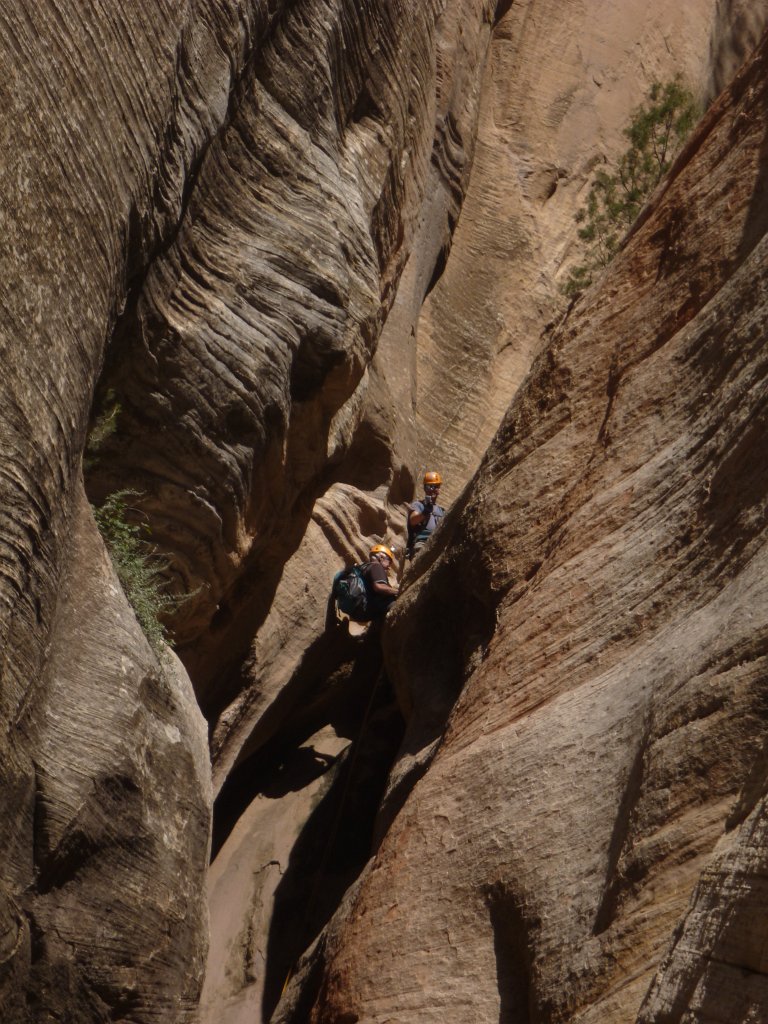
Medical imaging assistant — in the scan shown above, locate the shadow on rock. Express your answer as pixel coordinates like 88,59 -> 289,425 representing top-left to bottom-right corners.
261,672 -> 404,1023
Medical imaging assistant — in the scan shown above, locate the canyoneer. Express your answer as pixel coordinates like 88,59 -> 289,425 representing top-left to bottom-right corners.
332,544 -> 399,622
406,471 -> 446,558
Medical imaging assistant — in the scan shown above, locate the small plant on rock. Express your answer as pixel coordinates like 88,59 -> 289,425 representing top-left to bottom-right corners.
93,490 -> 175,652
84,388 -> 121,471
562,76 -> 699,298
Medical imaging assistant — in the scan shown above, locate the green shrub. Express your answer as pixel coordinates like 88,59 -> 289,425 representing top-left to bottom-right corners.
563,77 -> 699,298
93,491 -> 175,652
84,388 -> 121,470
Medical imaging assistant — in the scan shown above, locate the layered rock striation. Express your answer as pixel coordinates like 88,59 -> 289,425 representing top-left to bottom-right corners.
2,0 -> 768,1022
0,0 -> 241,1015
295,28 -> 768,1024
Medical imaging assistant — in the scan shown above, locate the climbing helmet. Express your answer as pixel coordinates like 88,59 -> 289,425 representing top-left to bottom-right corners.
370,543 -> 395,563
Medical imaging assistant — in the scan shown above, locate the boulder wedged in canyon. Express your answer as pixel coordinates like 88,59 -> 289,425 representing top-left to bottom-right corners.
288,28 -> 768,1024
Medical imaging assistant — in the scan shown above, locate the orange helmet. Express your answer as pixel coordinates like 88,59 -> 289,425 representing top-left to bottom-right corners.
370,544 -> 395,563
423,471 -> 442,487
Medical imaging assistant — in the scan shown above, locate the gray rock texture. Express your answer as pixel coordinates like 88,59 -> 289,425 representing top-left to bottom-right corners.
2,485 -> 211,1021
0,0 -> 236,1016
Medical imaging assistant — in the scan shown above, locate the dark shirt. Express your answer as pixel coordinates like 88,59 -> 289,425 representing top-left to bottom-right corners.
364,560 -> 390,588
362,560 -> 395,617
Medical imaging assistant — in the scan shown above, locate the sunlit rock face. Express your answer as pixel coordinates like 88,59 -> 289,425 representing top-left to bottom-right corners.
292,28 -> 768,1024
1,0 -> 497,1017
2,0 -> 768,1020
378,0 -> 728,493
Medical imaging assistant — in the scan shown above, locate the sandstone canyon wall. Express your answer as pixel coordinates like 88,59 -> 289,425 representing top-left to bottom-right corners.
0,0 -> 766,1022
293,27 -> 768,1024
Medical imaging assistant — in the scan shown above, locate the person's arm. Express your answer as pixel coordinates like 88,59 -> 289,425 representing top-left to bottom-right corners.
371,578 -> 399,596
369,562 -> 399,596
408,499 -> 432,527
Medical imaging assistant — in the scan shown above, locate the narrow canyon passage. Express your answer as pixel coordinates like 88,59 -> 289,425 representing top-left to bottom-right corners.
1,2 -> 768,1023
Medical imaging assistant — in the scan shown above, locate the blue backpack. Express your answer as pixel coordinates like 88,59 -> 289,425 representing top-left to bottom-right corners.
332,564 -> 369,620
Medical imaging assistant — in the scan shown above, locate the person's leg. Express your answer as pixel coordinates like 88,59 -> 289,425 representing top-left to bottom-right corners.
368,593 -> 395,618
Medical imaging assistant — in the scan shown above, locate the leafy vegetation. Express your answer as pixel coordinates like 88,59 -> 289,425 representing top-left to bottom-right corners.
84,388 -> 121,471
93,491 -> 175,652
562,77 -> 699,298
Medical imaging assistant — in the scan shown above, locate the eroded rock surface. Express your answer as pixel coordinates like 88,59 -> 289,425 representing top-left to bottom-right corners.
3,485 -> 211,1022
0,0 -> 236,1016
192,0 -> 756,830
2,0 -> 768,1021
87,0 -> 500,688
379,0 -> 733,494
201,727 -> 351,1024
291,27 -> 768,1024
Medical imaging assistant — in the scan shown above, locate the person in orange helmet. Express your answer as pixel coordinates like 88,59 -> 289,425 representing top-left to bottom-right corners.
362,544 -> 399,617
407,471 -> 445,558
331,544 -> 398,622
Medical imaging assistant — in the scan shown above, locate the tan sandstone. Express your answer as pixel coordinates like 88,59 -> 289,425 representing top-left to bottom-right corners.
293,24 -> 768,1024
1,0 -> 767,1021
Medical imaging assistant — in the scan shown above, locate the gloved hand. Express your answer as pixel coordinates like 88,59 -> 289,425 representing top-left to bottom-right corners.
423,497 -> 434,513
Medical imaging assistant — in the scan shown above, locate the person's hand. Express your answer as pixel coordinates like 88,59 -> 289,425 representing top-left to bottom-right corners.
423,496 -> 434,513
